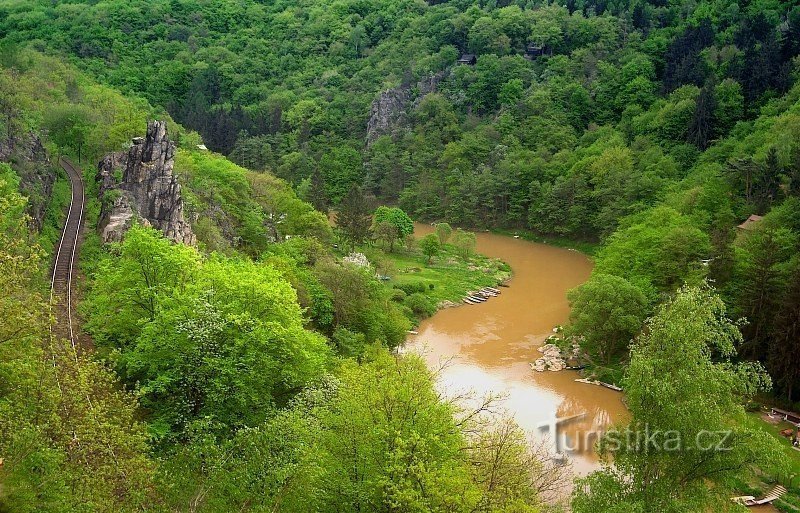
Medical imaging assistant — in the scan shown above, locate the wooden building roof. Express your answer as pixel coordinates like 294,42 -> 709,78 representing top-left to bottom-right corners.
458,54 -> 477,65
737,214 -> 764,231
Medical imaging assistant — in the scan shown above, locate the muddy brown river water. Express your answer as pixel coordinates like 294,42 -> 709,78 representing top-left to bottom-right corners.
405,224 -> 779,511
405,224 -> 628,475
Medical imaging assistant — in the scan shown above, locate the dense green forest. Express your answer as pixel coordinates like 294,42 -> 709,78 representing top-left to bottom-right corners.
6,0 -> 796,401
0,49 -> 540,512
2,0 -> 800,511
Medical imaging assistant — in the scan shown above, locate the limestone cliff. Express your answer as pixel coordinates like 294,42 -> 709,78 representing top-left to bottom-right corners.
97,121 -> 195,244
365,71 -> 446,145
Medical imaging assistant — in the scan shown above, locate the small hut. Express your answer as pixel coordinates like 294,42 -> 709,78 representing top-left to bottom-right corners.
457,54 -> 477,65
524,43 -> 545,59
737,214 -> 763,231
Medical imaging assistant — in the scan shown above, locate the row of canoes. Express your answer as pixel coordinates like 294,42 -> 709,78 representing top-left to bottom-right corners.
732,484 -> 787,507
463,287 -> 501,305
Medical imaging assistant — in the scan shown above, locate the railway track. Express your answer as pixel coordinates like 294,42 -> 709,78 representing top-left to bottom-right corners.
50,156 -> 85,347
46,158 -> 127,472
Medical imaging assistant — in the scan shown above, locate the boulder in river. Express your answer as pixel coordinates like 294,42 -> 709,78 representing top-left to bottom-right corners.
532,344 -> 567,372
531,355 -> 566,372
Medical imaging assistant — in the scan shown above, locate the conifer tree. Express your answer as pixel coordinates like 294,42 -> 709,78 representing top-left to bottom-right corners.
337,183 -> 371,250
309,167 -> 329,214
687,80 -> 716,149
769,263 -> 800,401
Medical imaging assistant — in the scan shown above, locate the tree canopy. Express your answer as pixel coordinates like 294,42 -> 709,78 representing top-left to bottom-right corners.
3,0 -> 800,509
573,286 -> 782,513
84,227 -> 332,442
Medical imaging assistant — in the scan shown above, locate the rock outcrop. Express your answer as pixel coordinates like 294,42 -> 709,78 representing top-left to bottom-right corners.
530,336 -> 582,373
531,344 -> 566,372
366,88 -> 410,145
365,71 -> 446,145
0,132 -> 56,230
97,121 -> 195,244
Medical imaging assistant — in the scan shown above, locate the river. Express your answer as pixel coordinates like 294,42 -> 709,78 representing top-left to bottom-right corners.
405,225 -> 778,511
405,224 -> 628,475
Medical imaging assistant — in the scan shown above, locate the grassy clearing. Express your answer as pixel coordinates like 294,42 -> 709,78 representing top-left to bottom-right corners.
371,245 -> 510,303
358,239 -> 511,323
744,412 -> 800,475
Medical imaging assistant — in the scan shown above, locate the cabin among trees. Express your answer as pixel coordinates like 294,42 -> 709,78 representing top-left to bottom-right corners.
457,54 -> 477,65
524,42 -> 546,59
737,214 -> 764,231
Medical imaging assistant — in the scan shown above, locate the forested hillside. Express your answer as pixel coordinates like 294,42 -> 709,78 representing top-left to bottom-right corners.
2,0 -> 800,511
0,47 -> 546,512
6,0 -> 795,402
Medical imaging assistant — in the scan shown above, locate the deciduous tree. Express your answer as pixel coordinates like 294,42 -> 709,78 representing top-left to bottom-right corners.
43,104 -> 93,162
419,233 -> 440,265
373,206 -> 413,252
573,287 -> 781,513
568,273 -> 650,363
452,229 -> 477,260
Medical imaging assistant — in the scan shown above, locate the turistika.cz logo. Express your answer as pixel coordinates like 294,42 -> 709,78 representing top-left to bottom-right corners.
537,411 -> 734,457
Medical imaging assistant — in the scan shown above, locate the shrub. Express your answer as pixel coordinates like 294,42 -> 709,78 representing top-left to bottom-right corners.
404,293 -> 437,318
393,282 -> 427,295
435,222 -> 452,244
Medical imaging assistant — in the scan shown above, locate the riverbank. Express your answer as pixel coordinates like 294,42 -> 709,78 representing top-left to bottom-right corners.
371,245 -> 510,304
351,233 -> 511,326
491,227 -> 601,257
739,411 -> 800,512
399,224 -> 796,507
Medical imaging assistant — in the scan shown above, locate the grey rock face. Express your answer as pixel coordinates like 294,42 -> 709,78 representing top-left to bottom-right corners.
97,121 -> 195,245
365,71 -> 446,145
366,88 -> 410,145
0,132 -> 56,230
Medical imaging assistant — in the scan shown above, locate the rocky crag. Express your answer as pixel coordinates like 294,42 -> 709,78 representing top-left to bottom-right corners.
0,132 -> 56,230
366,71 -> 446,145
97,121 -> 195,244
